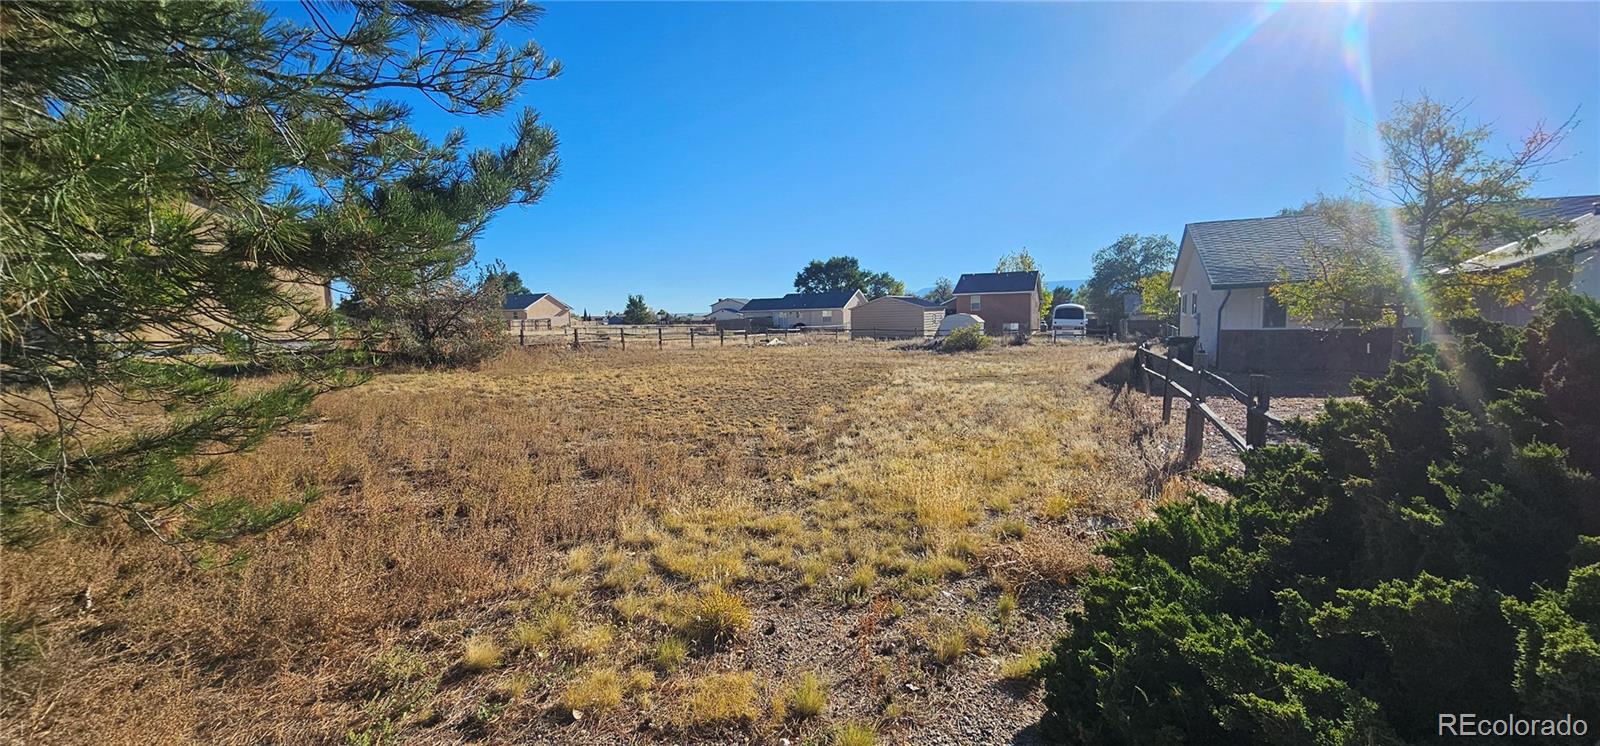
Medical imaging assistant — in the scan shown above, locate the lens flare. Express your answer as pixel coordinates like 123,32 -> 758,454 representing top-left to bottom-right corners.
1100,3 -> 1284,164
1338,3 -> 1436,334
1338,4 -> 1474,390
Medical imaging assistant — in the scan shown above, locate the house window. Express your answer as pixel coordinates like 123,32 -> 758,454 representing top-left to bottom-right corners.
1188,292 -> 1197,314
821,309 -> 833,320
1262,292 -> 1287,328
971,295 -> 982,312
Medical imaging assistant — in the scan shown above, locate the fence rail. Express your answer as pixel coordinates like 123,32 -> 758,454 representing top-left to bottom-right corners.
506,321 -> 1133,350
1134,342 -> 1281,463
506,322 -> 955,349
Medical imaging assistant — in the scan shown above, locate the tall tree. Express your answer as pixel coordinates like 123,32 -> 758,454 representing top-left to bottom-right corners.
793,256 -> 903,299
996,248 -> 1039,273
0,1 -> 560,547
1136,272 -> 1179,322
622,295 -> 654,325
1077,234 -> 1178,323
923,277 -> 955,304
485,268 -> 532,297
1274,96 -> 1576,330
1050,284 -> 1075,307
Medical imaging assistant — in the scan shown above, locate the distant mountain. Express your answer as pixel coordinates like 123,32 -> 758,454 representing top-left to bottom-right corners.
908,277 -> 1086,298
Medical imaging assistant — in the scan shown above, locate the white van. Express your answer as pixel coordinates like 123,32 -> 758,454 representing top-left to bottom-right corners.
1051,303 -> 1087,334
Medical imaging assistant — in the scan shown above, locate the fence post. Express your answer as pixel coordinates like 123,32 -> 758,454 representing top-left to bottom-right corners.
1246,374 -> 1270,448
1141,349 -> 1153,397
719,328 -> 725,347
657,327 -> 663,350
1183,361 -> 1207,465
519,319 -> 526,346
620,328 -> 626,350
1183,399 -> 1206,464
690,328 -> 696,349
1162,354 -> 1174,423
572,326 -> 579,350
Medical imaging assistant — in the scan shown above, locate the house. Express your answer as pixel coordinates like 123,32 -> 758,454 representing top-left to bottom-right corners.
738,290 -> 865,329
952,271 -> 1042,335
1170,195 -> 1599,372
707,298 -> 747,322
850,295 -> 947,339
501,293 -> 572,329
1455,201 -> 1600,325
136,201 -> 333,345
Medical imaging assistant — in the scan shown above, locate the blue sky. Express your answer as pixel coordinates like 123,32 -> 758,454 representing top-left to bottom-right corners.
414,2 -> 1598,315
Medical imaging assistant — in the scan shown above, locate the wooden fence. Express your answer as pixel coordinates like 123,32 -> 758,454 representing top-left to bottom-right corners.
508,320 -> 1143,351
508,322 -> 916,349
1134,342 -> 1282,463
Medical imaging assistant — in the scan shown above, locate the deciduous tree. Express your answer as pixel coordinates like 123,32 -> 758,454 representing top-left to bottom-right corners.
1274,96 -> 1576,331
922,277 -> 955,304
486,268 -> 533,297
1135,272 -> 1179,322
793,256 -> 903,299
995,248 -> 1039,273
1076,234 -> 1177,323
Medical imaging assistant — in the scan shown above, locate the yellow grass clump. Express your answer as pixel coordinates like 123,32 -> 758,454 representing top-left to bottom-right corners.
679,671 -> 760,729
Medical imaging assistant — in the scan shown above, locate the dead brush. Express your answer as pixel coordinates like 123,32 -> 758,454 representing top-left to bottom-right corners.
979,525 -> 1108,589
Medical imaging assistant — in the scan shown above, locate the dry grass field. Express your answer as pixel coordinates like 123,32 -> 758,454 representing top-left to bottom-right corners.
1,342 -> 1177,745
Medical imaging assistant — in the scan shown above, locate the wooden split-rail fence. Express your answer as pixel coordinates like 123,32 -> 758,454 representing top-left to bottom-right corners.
1133,342 -> 1283,463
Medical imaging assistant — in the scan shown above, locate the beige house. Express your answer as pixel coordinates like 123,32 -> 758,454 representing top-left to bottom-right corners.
850,295 -> 946,339
135,202 -> 333,345
502,293 -> 572,329
738,290 -> 865,329
952,271 -> 1042,335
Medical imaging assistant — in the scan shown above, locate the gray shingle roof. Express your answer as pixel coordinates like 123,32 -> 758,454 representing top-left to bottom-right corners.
1459,211 -> 1600,272
953,271 -> 1041,294
741,291 -> 860,311
870,295 -> 947,309
502,292 -> 549,310
1185,195 -> 1600,289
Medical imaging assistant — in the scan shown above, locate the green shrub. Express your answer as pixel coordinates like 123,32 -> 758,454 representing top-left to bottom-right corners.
1040,295 -> 1600,744
940,325 -> 992,352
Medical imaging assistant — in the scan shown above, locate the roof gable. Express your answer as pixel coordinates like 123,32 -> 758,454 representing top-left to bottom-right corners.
865,295 -> 946,309
953,271 -> 1041,294
1182,195 -> 1600,289
741,290 -> 862,311
502,293 -> 548,310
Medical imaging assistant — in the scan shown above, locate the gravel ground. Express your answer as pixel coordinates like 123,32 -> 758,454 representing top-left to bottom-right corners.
1127,369 -> 1358,473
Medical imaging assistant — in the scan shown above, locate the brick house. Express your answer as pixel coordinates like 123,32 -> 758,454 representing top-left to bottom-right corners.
952,271 -> 1042,335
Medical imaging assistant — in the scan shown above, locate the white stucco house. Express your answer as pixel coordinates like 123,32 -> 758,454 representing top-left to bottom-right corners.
1455,203 -> 1600,325
1170,195 -> 1599,372
707,297 -> 748,322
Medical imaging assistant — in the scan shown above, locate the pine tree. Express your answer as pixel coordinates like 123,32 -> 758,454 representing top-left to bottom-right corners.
0,1 -> 560,548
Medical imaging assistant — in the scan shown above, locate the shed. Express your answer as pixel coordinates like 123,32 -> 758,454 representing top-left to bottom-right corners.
850,296 -> 946,339
936,313 -> 984,337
